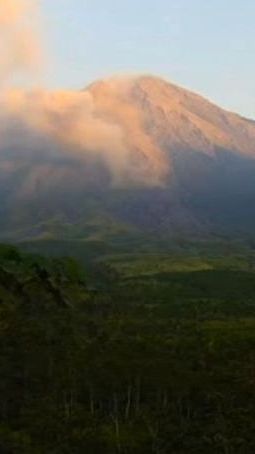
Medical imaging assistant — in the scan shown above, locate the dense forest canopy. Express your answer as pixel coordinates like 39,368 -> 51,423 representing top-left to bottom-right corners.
1,243 -> 255,453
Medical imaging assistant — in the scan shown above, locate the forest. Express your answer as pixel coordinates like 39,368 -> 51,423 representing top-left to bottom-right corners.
0,242 -> 255,453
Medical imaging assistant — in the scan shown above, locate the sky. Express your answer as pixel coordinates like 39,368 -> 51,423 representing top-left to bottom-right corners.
41,0 -> 255,118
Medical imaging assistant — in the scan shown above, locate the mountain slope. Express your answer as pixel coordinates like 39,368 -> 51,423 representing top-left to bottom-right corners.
1,74 -> 255,239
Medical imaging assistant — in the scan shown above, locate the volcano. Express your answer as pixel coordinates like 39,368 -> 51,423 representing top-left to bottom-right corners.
1,75 -> 255,240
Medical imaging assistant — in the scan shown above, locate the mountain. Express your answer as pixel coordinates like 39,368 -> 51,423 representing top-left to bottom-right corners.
1,74 -> 255,241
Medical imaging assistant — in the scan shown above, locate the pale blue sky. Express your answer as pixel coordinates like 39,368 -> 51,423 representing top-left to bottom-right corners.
42,0 -> 255,118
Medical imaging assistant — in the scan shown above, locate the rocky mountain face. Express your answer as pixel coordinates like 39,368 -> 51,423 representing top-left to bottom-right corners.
1,75 -> 255,239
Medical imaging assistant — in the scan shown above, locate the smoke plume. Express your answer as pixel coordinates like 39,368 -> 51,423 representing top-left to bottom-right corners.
0,2 -> 167,188
0,0 -> 43,84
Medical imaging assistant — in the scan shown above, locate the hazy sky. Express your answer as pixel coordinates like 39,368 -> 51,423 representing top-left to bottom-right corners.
42,0 -> 255,118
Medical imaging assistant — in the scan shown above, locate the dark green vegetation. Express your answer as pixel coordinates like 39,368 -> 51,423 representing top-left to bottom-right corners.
1,242 -> 255,453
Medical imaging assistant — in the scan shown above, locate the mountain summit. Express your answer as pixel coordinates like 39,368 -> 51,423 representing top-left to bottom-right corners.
1,75 -> 255,239
88,74 -> 255,160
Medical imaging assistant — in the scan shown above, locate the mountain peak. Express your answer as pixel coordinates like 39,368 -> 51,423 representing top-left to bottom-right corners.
87,73 -> 185,99
86,73 -> 255,163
